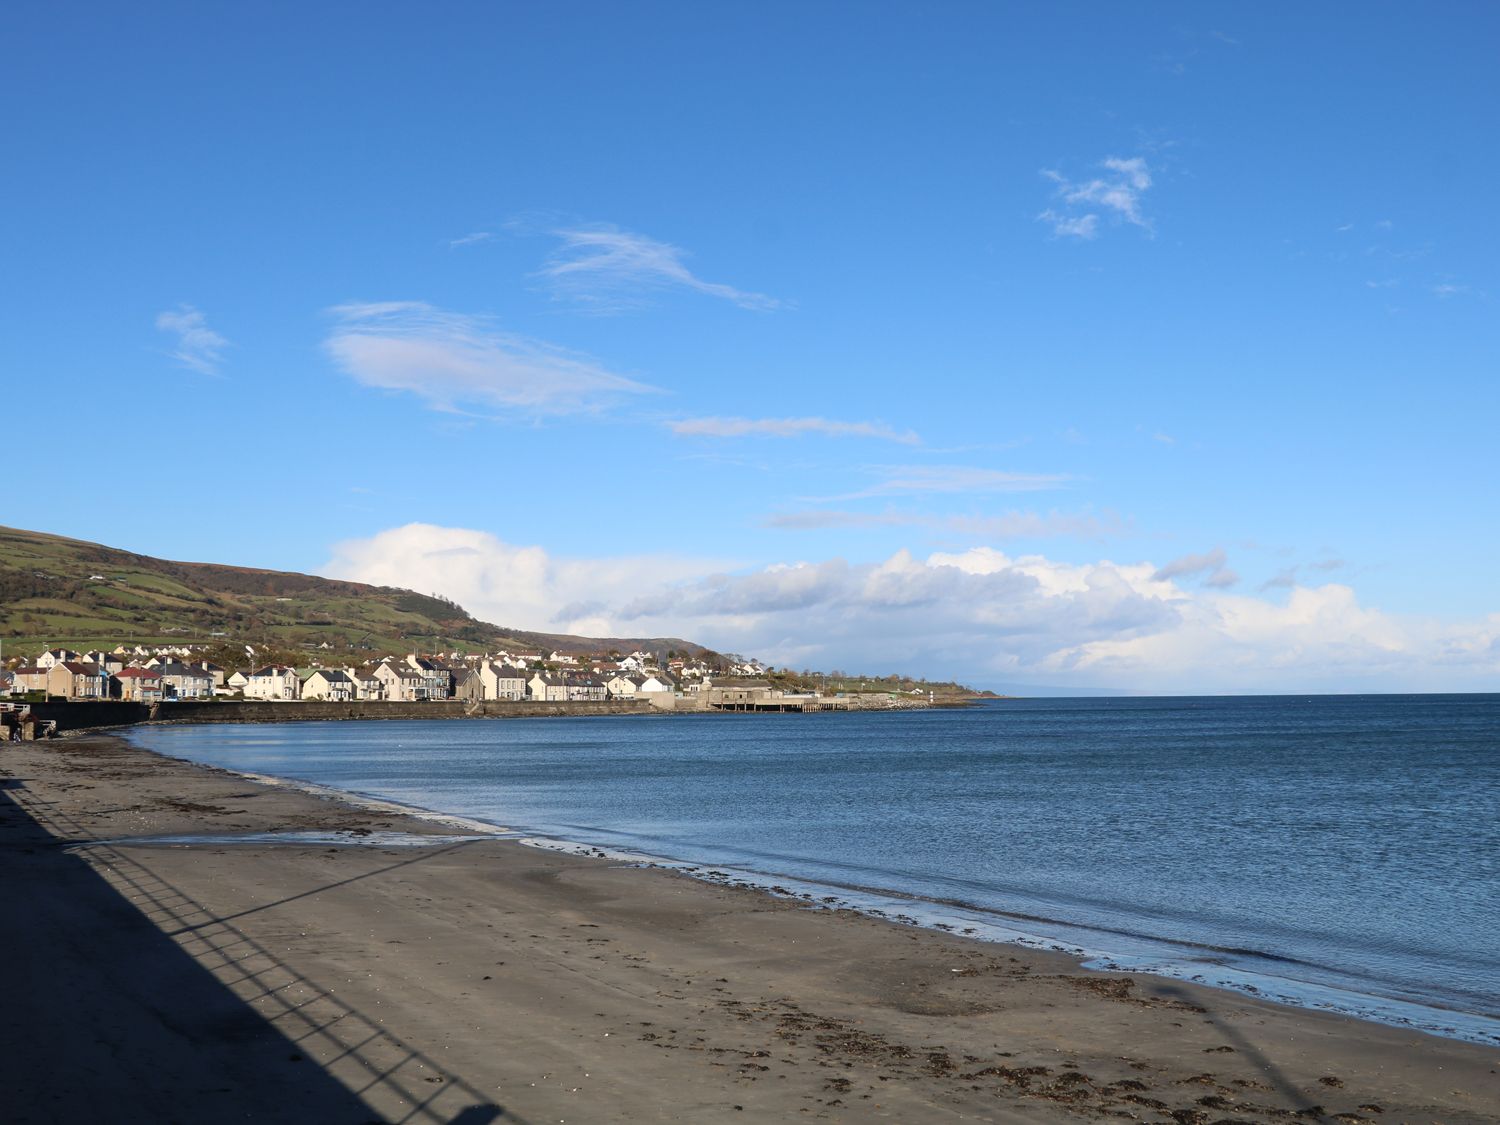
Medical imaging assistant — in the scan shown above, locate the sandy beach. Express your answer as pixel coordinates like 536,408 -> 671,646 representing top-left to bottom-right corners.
3,732 -> 1496,1124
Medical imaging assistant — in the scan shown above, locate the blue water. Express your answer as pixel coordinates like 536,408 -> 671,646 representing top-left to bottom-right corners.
127,695 -> 1500,1045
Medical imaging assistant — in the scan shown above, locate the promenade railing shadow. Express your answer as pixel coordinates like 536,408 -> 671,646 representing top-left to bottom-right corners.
1157,982 -> 1325,1117
0,775 -> 514,1125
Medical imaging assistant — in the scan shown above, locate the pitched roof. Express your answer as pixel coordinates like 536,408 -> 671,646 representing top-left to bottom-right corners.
156,662 -> 210,677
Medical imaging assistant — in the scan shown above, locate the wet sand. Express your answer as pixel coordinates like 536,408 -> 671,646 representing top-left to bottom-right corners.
2,733 -> 1497,1123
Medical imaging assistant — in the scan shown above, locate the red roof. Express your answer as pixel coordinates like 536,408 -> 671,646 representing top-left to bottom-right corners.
116,668 -> 162,679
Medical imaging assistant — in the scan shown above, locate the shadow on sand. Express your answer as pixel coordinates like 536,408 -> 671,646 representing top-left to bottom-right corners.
0,775 -> 514,1124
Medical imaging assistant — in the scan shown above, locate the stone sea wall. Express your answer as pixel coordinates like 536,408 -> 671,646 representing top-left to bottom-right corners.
17,698 -> 655,732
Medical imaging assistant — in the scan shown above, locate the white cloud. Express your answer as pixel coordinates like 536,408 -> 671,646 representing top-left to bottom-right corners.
1037,210 -> 1099,240
670,416 -> 920,445
764,508 -> 1123,541
156,305 -> 228,375
536,224 -> 780,311
818,465 -> 1072,501
1153,547 -> 1221,580
326,524 -> 724,640
323,301 -> 655,414
326,525 -> 1500,693
1039,156 -> 1155,238
448,231 -> 494,248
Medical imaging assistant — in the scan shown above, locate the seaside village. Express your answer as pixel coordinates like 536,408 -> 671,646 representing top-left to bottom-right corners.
0,644 -> 840,712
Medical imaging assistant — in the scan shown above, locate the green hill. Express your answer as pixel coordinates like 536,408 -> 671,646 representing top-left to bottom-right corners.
0,525 -> 709,663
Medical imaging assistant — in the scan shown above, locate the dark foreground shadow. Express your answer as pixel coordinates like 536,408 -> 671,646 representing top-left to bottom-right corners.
0,775 -> 512,1125
1158,983 -> 1325,1117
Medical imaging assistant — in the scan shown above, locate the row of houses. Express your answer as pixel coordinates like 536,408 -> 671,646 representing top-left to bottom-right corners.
7,658 -> 221,703
234,656 -> 682,704
2,645 -> 768,704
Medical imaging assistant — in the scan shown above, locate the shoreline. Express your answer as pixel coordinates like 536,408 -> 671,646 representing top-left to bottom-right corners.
128,731 -> 1500,1051
10,694 -> 973,737
4,732 -> 1497,1123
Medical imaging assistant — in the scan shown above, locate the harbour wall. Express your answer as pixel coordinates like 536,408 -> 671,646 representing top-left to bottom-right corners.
17,698 -> 655,732
159,699 -> 656,723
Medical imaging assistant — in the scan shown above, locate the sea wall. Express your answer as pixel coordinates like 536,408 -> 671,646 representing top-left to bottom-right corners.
12,698 -> 655,732
24,701 -> 153,732
155,699 -> 656,723
13,693 -> 960,735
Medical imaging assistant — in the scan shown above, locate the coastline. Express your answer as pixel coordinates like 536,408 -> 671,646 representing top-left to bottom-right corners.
129,733 -> 1500,1051
4,733 -> 1497,1123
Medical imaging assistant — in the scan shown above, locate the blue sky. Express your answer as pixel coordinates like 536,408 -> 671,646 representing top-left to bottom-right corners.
4,2 -> 1497,691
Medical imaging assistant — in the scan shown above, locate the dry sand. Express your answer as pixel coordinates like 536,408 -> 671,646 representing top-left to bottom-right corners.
2,732 -> 1496,1124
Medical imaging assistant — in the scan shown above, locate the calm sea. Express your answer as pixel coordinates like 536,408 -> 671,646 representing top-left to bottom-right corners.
127,695 -> 1500,1045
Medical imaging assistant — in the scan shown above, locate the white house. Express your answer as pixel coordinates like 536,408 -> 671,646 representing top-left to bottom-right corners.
302,669 -> 355,701
155,662 -> 215,699
36,649 -> 80,670
347,668 -> 384,700
566,675 -> 608,702
193,661 -> 226,688
374,662 -> 427,701
404,656 -> 453,700
605,673 -> 641,698
479,661 -> 527,701
245,666 -> 300,700
527,673 -> 569,702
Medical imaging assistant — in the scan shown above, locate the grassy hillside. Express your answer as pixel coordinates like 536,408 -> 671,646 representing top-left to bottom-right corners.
0,525 -> 707,662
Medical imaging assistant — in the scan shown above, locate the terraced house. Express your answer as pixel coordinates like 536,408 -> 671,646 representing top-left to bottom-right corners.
154,662 -> 215,699
114,667 -> 164,703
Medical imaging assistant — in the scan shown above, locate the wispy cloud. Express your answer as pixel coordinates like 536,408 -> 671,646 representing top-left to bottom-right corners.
669,416 -> 919,445
323,301 -> 655,414
765,508 -> 1123,540
534,223 -> 780,311
1432,282 -> 1471,298
1152,547 -> 1238,588
448,231 -> 494,249
155,305 -> 228,375
1039,156 -> 1154,238
1260,566 -> 1299,591
1037,211 -> 1099,240
816,465 -> 1071,502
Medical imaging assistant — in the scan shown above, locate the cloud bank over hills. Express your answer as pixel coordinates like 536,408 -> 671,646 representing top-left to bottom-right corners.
327,524 -> 1500,694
